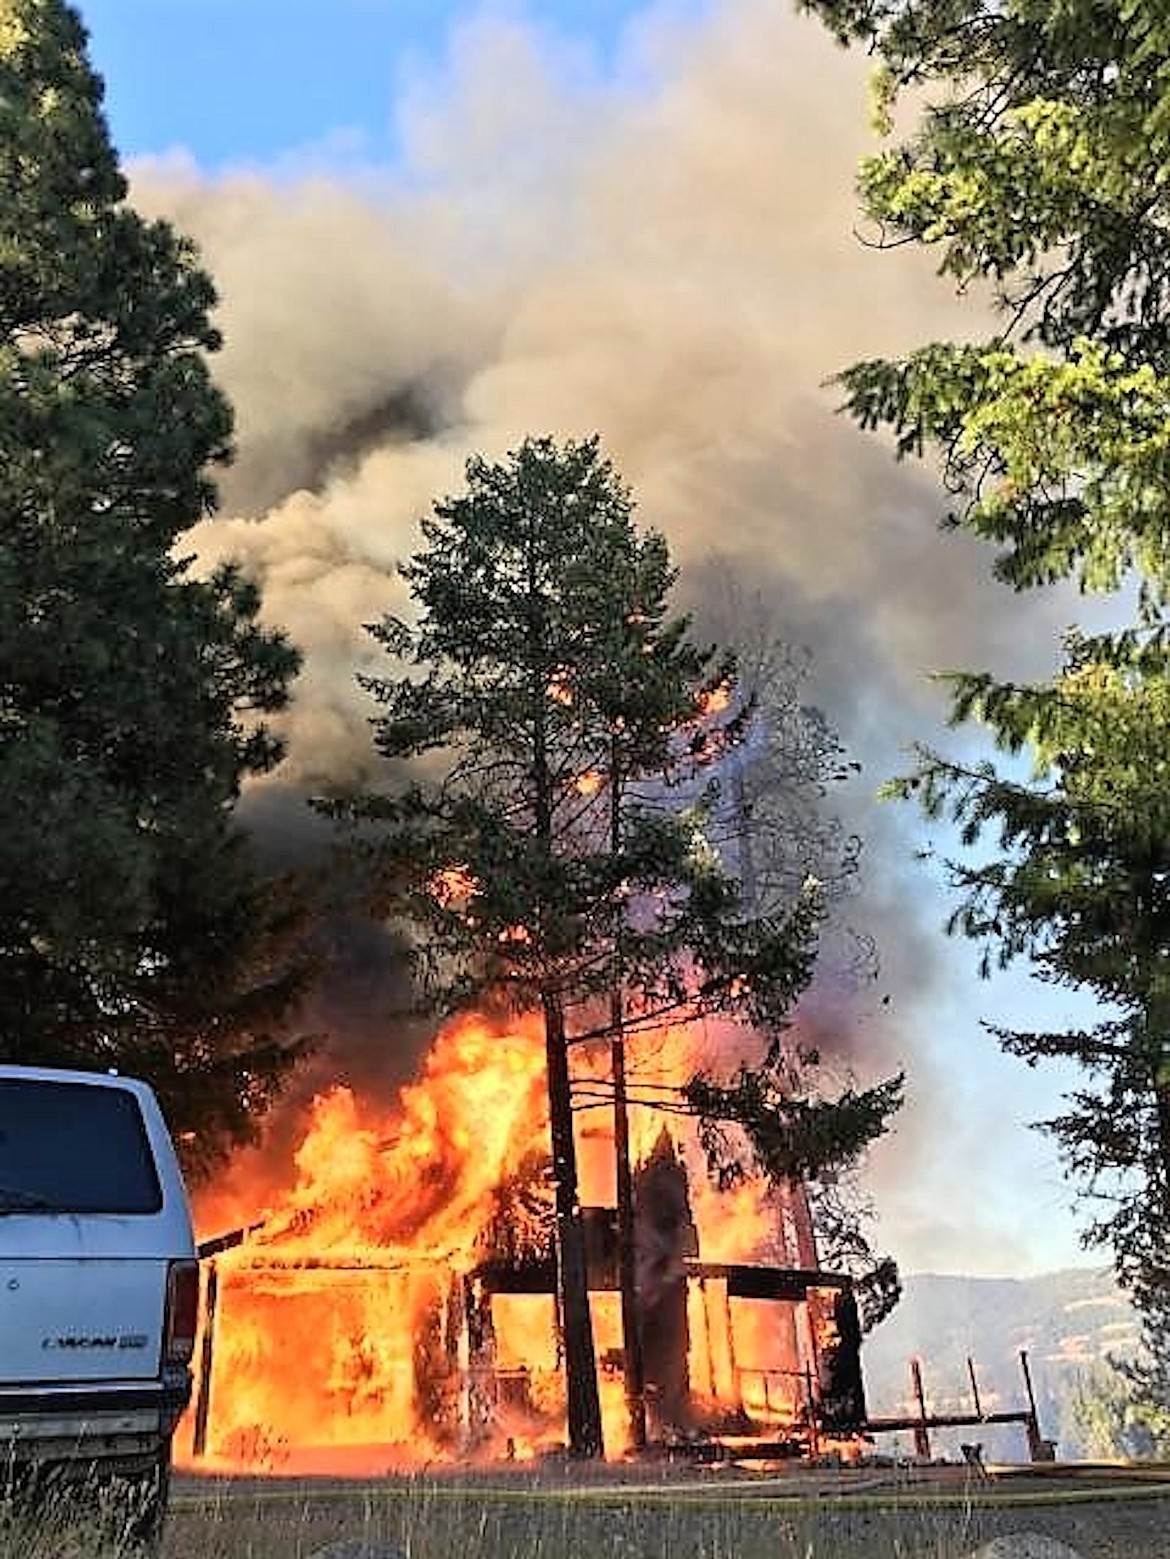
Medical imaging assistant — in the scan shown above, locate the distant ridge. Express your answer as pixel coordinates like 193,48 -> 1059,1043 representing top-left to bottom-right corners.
860,1267 -> 1138,1461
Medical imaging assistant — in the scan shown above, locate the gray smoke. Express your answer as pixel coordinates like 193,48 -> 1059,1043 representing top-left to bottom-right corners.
129,1 -> 1075,1270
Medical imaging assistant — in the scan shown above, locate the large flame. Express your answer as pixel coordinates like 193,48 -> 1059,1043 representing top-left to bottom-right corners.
181,1009 -> 828,1473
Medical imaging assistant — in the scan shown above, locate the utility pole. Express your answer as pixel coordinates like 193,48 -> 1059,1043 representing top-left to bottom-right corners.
612,1009 -> 648,1450
610,739 -> 648,1451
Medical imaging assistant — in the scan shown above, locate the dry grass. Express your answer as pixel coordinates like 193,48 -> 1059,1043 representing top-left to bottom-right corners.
5,1465 -> 1170,1558
159,1476 -> 990,1559
0,1474 -> 159,1559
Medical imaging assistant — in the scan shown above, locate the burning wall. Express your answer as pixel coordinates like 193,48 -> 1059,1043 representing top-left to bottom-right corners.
184,1009 -> 856,1471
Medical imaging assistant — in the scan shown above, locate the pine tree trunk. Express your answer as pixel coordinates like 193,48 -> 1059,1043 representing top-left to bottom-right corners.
1140,953 -> 1170,1228
526,518 -> 601,1457
1153,1068 -> 1170,1223
544,989 -> 605,1457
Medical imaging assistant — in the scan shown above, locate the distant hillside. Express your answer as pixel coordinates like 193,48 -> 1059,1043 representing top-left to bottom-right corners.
860,1267 -> 1140,1461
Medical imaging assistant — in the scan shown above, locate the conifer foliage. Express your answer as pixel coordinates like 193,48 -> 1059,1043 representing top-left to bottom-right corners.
334,434 -> 900,1454
0,0 -> 307,1168
801,0 -> 1170,1364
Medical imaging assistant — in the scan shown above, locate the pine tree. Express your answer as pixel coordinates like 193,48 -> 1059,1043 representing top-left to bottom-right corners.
0,0 -> 308,1168
800,0 -> 1170,1336
329,434 -> 901,1456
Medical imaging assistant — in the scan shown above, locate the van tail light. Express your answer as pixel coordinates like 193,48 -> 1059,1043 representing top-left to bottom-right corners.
164,1259 -> 200,1366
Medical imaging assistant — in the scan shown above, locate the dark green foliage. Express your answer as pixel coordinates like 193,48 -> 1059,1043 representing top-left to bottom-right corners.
330,434 -> 902,1451
685,1067 -> 903,1192
801,0 -> 1170,1389
0,0 -> 309,1171
331,435 -> 894,1183
805,1175 -> 902,1332
799,0 -> 1170,615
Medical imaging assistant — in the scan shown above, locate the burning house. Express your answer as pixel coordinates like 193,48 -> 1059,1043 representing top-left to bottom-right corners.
182,1011 -> 867,1473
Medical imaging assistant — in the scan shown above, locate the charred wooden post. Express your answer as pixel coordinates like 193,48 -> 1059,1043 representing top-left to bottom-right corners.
634,1133 -> 696,1435
817,1286 -> 867,1434
461,1274 -> 497,1448
910,1357 -> 931,1459
698,1276 -> 718,1399
803,1364 -> 820,1458
721,1281 -> 744,1415
700,1274 -> 738,1404
1019,1349 -> 1054,1460
191,1260 -> 219,1459
413,1280 -> 451,1441
445,1271 -> 465,1374
967,1356 -> 984,1419
449,1272 -> 471,1445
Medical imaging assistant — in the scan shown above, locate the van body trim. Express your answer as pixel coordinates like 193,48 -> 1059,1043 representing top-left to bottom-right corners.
0,1378 -> 191,1418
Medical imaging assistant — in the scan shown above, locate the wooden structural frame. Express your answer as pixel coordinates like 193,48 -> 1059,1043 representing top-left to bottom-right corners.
187,1228 -> 865,1461
188,1230 -> 1054,1465
474,1249 -> 865,1442
865,1349 -> 1056,1462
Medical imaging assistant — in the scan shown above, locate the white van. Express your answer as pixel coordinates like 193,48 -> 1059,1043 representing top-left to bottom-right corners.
0,1066 -> 198,1538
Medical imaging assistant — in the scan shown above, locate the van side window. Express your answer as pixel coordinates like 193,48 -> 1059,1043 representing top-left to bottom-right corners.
0,1081 -> 163,1214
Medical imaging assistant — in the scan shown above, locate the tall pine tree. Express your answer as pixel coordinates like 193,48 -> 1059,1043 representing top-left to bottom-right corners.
0,0 -> 309,1169
330,435 -> 901,1456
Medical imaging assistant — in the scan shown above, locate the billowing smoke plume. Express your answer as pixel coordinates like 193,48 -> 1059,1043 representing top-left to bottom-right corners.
130,1 -> 1072,1271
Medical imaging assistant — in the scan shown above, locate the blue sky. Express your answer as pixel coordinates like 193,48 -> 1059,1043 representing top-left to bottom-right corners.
69,0 -> 1100,1282
80,1 -> 664,167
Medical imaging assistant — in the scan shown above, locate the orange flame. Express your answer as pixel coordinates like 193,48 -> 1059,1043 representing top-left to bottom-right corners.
697,680 -> 734,717
428,864 -> 479,908
181,1010 -> 837,1474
